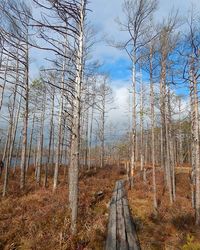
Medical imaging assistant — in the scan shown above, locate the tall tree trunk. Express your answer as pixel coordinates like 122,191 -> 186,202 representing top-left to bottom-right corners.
14,132 -> 22,174
167,87 -> 176,201
100,91 -> 105,169
130,49 -> 137,188
44,87 -> 55,187
84,104 -> 89,169
20,38 -> 29,190
69,0 -> 86,234
27,114 -> 35,172
190,57 -> 200,225
2,126 -> 12,196
36,91 -> 46,186
139,66 -> 144,180
159,43 -> 173,204
8,55 -> 21,169
88,82 -> 96,170
150,45 -> 157,211
53,56 -> 66,191
178,98 -> 183,165
2,67 -> 19,196
0,57 -> 9,112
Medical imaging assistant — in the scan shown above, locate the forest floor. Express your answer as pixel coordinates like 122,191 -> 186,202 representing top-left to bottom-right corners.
0,165 -> 124,250
128,165 -> 200,250
0,165 -> 200,250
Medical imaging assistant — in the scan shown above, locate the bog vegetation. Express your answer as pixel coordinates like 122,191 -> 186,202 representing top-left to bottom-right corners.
0,0 -> 200,249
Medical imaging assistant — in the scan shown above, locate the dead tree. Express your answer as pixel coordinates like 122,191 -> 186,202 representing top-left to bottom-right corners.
115,0 -> 157,187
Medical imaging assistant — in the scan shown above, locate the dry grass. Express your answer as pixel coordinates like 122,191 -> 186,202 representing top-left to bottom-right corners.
1,164 -> 198,250
128,167 -> 200,250
0,165 -> 124,250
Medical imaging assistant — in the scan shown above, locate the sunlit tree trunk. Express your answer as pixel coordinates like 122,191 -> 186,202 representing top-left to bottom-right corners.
36,90 -> 46,186
44,87 -> 55,187
178,97 -> 183,165
69,0 -> 86,234
167,87 -> 176,201
190,56 -> 200,224
131,49 -> 137,187
20,37 -> 29,190
139,66 -> 145,182
150,45 -> 157,211
53,56 -> 66,191
88,81 -> 96,170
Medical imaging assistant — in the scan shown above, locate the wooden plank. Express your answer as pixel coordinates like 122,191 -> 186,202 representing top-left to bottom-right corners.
116,181 -> 128,250
123,197 -> 141,250
105,182 -> 119,250
106,179 -> 141,250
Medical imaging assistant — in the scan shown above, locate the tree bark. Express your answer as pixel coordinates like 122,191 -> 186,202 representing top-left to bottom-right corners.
69,0 -> 86,235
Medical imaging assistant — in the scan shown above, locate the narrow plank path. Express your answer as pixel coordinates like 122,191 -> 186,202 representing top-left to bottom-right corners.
106,180 -> 141,250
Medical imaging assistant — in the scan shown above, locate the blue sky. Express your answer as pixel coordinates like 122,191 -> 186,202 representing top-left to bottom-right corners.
29,0 -> 200,130
87,0 -> 200,80
30,0 -> 200,82
99,58 -> 130,81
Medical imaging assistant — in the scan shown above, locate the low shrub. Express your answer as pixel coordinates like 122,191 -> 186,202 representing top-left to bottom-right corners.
182,235 -> 200,250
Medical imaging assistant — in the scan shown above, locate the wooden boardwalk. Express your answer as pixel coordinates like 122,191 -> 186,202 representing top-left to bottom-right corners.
105,180 -> 141,250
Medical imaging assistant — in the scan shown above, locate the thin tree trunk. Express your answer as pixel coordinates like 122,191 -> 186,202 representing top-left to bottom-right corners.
167,87 -> 176,201
14,132 -> 22,174
178,98 -> 183,165
69,0 -> 86,235
26,114 -> 35,171
190,57 -> 200,224
53,56 -> 66,191
88,82 -> 96,170
36,92 -> 46,186
0,57 -> 9,112
20,38 -> 29,190
139,66 -> 145,181
130,49 -> 137,188
44,87 -> 55,187
150,45 -> 157,211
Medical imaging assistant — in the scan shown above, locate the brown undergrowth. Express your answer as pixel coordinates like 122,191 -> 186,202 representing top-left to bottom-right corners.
0,165 -> 124,250
128,165 -> 200,250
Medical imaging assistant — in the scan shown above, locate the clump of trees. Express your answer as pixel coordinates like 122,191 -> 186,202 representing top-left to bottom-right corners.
0,0 -> 113,234
115,0 -> 200,225
0,0 -> 200,237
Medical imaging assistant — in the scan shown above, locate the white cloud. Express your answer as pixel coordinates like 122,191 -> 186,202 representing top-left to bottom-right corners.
88,0 -> 200,62
29,0 -> 196,133
106,80 -> 131,134
86,0 -> 199,132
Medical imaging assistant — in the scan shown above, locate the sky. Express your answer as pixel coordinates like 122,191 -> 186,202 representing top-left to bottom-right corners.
83,0 -> 200,133
29,0 -> 200,138
88,0 -> 200,63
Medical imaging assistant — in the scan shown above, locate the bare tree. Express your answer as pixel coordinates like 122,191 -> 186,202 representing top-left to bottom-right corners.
116,0 -> 158,187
